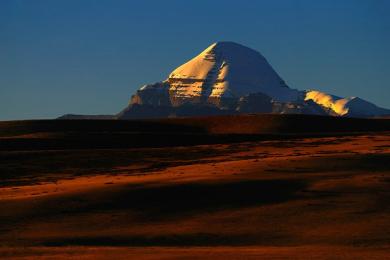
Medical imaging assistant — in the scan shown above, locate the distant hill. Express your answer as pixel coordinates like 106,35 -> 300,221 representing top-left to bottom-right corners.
58,114 -> 116,120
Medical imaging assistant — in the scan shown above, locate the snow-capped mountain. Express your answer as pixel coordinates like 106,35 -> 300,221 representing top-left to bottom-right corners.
117,41 -> 389,119
168,42 -> 300,103
304,90 -> 390,117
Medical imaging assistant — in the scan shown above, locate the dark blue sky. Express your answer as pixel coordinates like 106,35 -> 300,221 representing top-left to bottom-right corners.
1,0 -> 389,120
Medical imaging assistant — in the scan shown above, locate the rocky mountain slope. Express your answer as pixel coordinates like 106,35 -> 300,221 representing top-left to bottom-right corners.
118,42 -> 389,119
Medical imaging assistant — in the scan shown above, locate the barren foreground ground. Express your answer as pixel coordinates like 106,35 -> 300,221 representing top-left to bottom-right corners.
1,133 -> 390,259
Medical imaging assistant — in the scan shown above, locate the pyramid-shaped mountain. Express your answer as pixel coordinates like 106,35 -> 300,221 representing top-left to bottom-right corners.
117,42 -> 389,119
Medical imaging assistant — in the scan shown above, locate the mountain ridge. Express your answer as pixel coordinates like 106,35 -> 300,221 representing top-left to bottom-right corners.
62,41 -> 390,119
118,42 -> 389,118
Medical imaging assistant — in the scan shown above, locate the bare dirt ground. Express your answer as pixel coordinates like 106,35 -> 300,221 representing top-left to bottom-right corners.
0,133 -> 389,259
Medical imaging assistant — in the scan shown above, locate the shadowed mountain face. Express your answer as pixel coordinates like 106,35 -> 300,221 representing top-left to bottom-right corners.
115,42 -> 390,119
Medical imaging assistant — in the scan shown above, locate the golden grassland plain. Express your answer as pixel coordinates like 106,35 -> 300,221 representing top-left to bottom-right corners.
0,117 -> 389,259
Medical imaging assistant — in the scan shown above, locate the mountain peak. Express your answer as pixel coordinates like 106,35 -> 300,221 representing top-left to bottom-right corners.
168,41 -> 299,102
204,41 -> 254,51
117,42 -> 390,119
195,41 -> 268,64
